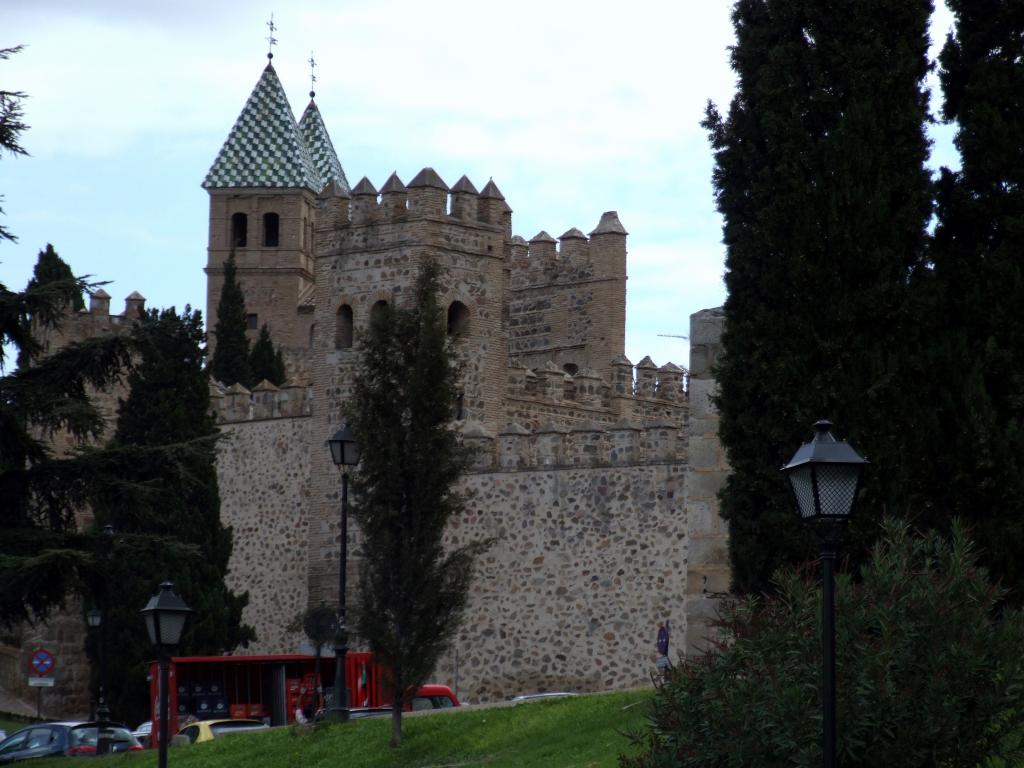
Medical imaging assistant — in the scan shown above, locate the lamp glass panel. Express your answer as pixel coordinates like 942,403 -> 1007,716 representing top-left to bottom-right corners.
87,610 -> 101,628
144,613 -> 158,646
160,612 -> 188,646
329,439 -> 344,466
814,464 -> 860,518
788,466 -> 818,519
343,441 -> 360,466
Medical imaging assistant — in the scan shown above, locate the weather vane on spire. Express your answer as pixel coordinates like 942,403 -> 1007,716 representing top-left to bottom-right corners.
266,14 -> 278,60
309,51 -> 317,98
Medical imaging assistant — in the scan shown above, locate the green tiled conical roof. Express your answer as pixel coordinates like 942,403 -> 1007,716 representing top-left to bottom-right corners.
203,64 -> 320,190
299,100 -> 350,195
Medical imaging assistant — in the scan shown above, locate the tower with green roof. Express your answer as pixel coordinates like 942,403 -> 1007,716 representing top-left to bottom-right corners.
202,60 -> 347,367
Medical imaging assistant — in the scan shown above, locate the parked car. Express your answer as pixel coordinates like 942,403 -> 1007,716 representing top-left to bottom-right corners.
347,707 -> 393,719
511,692 -> 578,704
0,721 -> 142,763
408,685 -> 460,711
176,719 -> 269,745
132,721 -> 152,748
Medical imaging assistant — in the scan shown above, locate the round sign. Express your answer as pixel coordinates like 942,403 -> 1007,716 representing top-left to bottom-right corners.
29,648 -> 55,676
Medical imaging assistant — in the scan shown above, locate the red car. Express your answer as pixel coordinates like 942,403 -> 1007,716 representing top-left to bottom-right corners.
408,685 -> 459,711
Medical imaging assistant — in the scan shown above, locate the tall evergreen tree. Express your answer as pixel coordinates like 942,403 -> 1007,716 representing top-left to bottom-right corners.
926,0 -> 1024,596
0,45 -> 28,244
249,324 -> 286,386
704,0 -> 933,593
18,244 -> 85,368
0,276 -> 132,624
347,260 -> 488,747
210,252 -> 251,388
90,306 -> 253,724
26,244 -> 84,311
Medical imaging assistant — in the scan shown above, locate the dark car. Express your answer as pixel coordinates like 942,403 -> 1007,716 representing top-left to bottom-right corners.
0,721 -> 142,763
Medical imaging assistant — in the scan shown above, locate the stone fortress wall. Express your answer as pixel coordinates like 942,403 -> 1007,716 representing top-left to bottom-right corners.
205,307 -> 726,703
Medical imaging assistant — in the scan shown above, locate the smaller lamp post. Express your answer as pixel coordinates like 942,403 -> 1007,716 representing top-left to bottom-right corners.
86,609 -> 109,721
327,424 -> 360,721
781,420 -> 867,768
141,583 -> 192,768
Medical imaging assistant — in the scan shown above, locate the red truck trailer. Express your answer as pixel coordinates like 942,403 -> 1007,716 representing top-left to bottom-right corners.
148,652 -> 458,738
148,652 -> 386,734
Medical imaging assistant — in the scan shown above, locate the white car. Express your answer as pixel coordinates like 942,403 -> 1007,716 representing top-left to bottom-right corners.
132,721 -> 152,747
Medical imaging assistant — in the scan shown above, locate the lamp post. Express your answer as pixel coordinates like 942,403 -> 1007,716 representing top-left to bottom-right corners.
141,582 -> 192,768
781,420 -> 867,768
91,524 -> 115,722
327,424 -> 360,722
85,609 -> 109,721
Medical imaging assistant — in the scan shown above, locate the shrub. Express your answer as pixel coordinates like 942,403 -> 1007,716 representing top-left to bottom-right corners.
622,520 -> 1024,768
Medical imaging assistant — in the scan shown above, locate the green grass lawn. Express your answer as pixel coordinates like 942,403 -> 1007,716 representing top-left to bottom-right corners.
34,689 -> 651,768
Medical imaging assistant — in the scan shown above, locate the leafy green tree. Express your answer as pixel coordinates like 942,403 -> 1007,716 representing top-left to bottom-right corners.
622,521 -> 1024,768
703,0 -> 934,593
0,44 -> 28,244
249,323 -> 286,386
89,306 -> 254,724
210,252 -> 251,388
923,0 -> 1024,597
347,260 -> 488,747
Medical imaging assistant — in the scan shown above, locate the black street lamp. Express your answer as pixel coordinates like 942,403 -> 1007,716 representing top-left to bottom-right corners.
781,420 -> 867,768
90,524 -> 115,723
85,609 -> 109,721
327,424 -> 360,722
141,583 -> 192,768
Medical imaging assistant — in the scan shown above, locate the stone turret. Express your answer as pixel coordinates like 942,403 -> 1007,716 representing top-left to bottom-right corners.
380,172 -> 408,217
408,167 -> 449,216
450,175 -> 479,220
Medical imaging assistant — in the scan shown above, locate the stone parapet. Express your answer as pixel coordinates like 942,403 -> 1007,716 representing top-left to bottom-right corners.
209,379 -> 313,424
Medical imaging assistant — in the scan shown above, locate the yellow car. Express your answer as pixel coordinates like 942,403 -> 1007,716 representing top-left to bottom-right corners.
176,719 -> 269,744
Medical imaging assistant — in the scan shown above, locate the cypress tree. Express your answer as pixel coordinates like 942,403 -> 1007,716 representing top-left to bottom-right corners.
26,244 -> 84,311
347,260 -> 489,747
210,252 -> 251,388
90,306 -> 253,724
927,0 -> 1024,595
249,323 -> 286,386
704,0 -> 933,593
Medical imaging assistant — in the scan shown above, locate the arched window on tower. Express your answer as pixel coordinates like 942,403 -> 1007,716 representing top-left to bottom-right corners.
447,301 -> 470,337
370,300 -> 389,328
231,213 -> 247,248
263,213 -> 280,247
335,305 -> 353,349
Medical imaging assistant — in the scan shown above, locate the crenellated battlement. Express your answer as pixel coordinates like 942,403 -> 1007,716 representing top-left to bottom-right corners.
209,379 -> 313,423
460,415 -> 685,472
333,169 -> 512,237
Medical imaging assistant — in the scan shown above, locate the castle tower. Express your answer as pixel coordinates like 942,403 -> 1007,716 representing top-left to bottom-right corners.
202,62 -> 348,368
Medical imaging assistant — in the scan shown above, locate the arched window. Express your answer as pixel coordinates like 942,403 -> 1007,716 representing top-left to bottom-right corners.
370,300 -> 389,327
231,213 -> 247,248
562,363 -> 579,376
263,213 -> 280,247
455,392 -> 465,420
309,322 -> 316,349
335,305 -> 353,349
447,301 -> 470,336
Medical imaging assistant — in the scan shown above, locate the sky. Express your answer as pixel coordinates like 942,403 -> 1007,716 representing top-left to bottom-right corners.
3,0 -> 955,370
